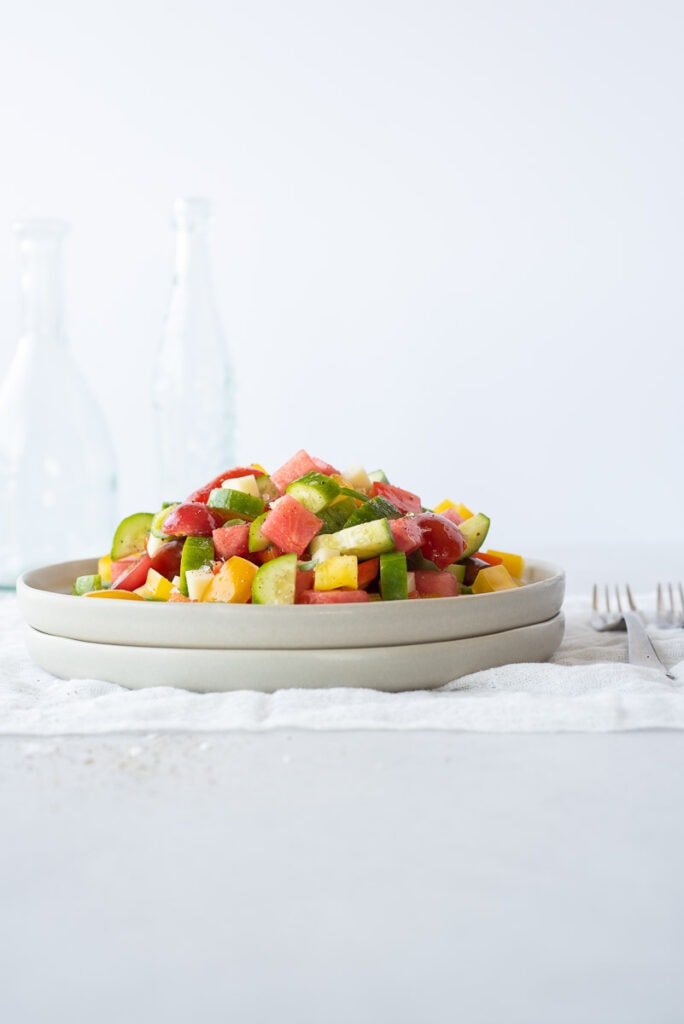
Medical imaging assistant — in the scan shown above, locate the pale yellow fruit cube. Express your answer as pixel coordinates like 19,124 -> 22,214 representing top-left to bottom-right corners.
314,554 -> 358,591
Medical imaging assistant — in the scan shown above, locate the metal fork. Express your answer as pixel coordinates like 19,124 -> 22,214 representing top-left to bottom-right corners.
656,582 -> 684,628
591,584 -> 675,679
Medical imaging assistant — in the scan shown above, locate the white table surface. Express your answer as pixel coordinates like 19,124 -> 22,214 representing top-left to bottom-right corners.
2,544 -> 684,1023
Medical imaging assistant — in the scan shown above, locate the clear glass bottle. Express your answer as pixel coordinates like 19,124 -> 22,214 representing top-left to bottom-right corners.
152,197 -> 236,502
0,220 -> 118,587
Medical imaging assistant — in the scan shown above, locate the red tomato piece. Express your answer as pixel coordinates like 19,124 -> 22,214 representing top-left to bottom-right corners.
151,539 -> 184,579
414,570 -> 460,597
298,590 -> 370,604
111,554 -> 152,591
162,502 -> 226,537
185,466 -> 262,504
110,554 -> 143,583
389,516 -> 423,554
212,523 -> 250,560
111,540 -> 183,591
416,512 -> 466,569
261,494 -> 322,557
370,481 -> 422,515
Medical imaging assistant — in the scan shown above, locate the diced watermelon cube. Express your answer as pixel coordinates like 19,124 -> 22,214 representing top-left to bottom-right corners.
310,455 -> 340,476
295,567 -> 315,598
389,516 -> 423,554
370,481 -> 422,515
261,494 -> 323,557
439,507 -> 465,526
212,523 -> 250,560
270,450 -> 320,493
414,570 -> 460,597
357,557 -> 380,589
298,589 -> 370,604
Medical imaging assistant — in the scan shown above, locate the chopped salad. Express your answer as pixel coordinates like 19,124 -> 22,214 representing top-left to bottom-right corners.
72,449 -> 525,604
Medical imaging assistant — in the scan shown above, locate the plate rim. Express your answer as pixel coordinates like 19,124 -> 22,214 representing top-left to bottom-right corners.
17,556 -> 566,651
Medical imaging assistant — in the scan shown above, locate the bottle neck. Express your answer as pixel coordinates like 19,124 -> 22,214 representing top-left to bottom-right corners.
14,221 -> 69,346
174,227 -> 211,282
171,197 -> 214,288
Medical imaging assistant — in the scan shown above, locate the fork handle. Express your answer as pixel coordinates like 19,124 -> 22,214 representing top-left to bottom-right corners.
623,611 -> 675,680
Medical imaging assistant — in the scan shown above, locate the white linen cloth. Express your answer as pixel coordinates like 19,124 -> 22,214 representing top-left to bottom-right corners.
2,592 -> 684,734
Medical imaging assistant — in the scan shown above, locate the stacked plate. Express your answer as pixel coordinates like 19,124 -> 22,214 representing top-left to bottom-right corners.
17,558 -> 565,693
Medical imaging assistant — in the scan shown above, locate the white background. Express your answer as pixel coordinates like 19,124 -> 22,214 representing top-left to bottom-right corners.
0,0 -> 682,557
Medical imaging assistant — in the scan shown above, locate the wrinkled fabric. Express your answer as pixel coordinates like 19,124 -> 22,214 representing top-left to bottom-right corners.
2,593 -> 684,734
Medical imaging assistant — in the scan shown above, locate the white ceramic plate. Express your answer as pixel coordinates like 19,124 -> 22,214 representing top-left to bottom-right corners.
25,613 -> 565,692
17,557 -> 565,651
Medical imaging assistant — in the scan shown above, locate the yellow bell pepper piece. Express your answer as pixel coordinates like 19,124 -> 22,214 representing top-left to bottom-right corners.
98,553 -> 112,583
484,550 -> 525,579
472,563 -> 519,594
134,568 -> 173,601
314,554 -> 358,591
84,589 -> 145,600
433,499 -> 474,519
203,556 -> 258,603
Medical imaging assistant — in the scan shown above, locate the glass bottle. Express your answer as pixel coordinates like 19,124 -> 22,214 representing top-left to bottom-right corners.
0,220 -> 118,587
152,197 -> 236,502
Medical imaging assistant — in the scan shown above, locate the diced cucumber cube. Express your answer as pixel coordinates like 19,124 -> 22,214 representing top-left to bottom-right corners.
343,495 -> 401,528
180,536 -> 215,596
379,551 -> 408,601
310,519 -> 394,559
248,511 -> 270,553
445,563 -> 466,583
208,487 -> 265,519
150,504 -> 179,538
458,513 -> 491,559
72,573 -> 103,596
252,552 -> 298,605
286,472 -> 341,513
317,497 -> 357,534
110,512 -> 154,560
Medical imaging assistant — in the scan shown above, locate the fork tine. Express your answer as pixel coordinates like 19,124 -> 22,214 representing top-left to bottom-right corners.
674,582 -> 684,627
626,584 -> 637,612
615,586 -> 623,613
655,582 -> 684,627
